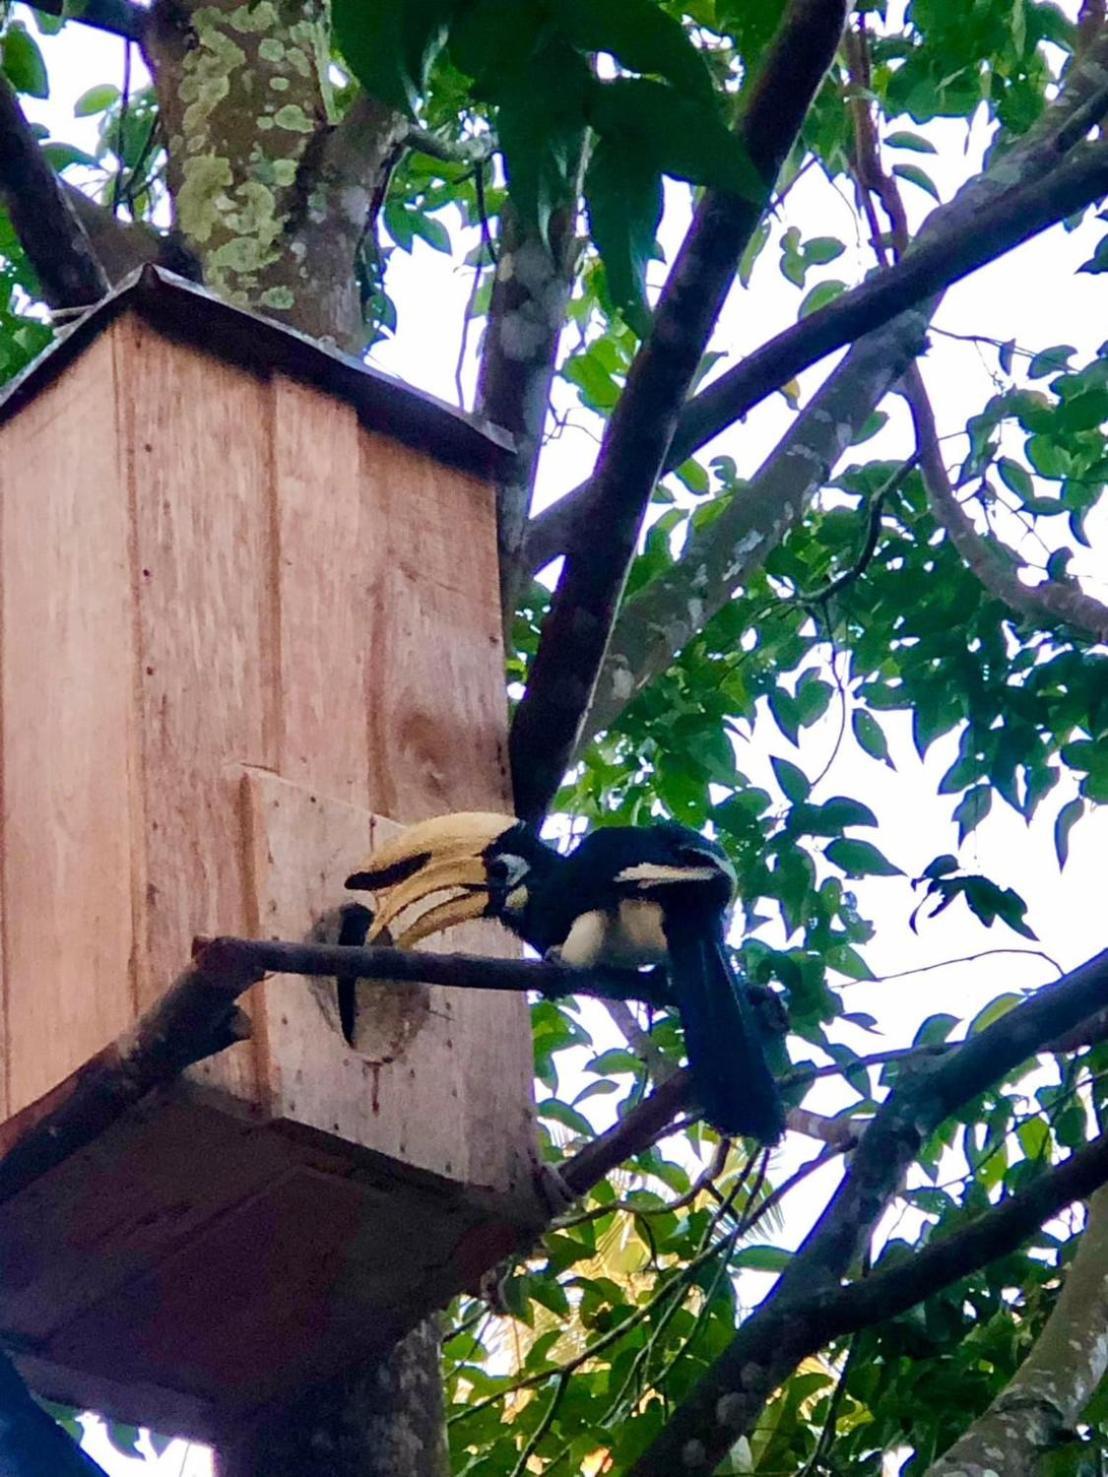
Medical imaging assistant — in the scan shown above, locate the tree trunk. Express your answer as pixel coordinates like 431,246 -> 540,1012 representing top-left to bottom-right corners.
216,1319 -> 450,1477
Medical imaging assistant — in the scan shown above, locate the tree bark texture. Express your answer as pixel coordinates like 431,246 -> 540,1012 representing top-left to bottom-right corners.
217,1320 -> 449,1477
144,0 -> 404,350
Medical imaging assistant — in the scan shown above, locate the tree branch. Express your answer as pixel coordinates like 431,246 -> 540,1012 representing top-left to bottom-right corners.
824,1127 -> 1108,1341
578,308 -> 927,745
524,47 -> 1108,578
0,74 -> 110,309
508,0 -> 849,823
626,946 -> 1108,1474
60,180 -> 167,283
24,0 -> 145,41
195,935 -> 672,1005
477,200 -> 579,631
907,361 -> 1108,643
922,1182 -> 1108,1477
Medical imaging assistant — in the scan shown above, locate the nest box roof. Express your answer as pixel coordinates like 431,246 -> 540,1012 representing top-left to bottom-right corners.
0,265 -> 515,478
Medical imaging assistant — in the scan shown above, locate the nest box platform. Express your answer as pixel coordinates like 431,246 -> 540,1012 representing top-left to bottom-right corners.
0,269 -> 542,1437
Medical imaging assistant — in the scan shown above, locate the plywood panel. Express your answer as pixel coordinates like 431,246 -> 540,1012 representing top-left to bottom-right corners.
116,318 -> 276,1104
0,331 -> 137,1113
244,772 -> 538,1196
359,431 -> 510,821
0,1094 -> 295,1337
270,375 -> 370,808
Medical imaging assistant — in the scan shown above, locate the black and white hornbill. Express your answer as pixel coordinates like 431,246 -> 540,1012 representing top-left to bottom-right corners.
345,814 -> 785,1143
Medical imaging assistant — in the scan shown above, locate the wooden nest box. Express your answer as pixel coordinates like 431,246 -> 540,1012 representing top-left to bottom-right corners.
0,268 -> 542,1437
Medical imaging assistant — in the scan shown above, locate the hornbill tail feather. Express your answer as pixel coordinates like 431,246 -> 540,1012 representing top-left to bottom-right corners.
663,918 -> 785,1143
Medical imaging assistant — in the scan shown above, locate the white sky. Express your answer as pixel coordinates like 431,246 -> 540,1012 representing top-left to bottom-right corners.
12,2 -> 1108,1470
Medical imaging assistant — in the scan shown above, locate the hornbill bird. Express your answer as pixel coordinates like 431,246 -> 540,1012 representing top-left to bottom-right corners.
346,814 -> 785,1143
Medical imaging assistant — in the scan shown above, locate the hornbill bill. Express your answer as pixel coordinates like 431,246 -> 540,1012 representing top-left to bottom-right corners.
345,814 -> 785,1143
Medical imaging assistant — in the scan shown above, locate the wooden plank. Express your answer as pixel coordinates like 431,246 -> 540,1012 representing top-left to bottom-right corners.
244,772 -> 539,1197
116,316 -> 276,1104
0,331 -> 138,1113
0,1093 -> 296,1338
359,433 -> 507,820
270,375 -> 370,808
352,430 -> 536,1190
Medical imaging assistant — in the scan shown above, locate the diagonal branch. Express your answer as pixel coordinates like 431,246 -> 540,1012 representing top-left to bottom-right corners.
907,361 -> 1108,643
571,124 -> 1108,742
524,29 -> 1108,579
508,0 -> 849,823
0,73 -> 110,309
24,0 -> 145,41
525,145 -> 1108,578
627,946 -> 1108,1474
578,309 -> 928,744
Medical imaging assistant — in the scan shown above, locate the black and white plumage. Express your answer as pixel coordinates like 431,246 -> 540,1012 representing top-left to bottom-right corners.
346,814 -> 785,1142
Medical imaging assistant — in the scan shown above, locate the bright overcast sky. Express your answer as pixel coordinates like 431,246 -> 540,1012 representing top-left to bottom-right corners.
14,1 -> 1108,1470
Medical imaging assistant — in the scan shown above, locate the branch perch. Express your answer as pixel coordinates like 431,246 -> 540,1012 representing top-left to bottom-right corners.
195,935 -> 672,1005
0,74 -> 110,310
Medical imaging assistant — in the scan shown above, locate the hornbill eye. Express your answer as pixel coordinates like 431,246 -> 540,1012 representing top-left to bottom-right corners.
487,853 -> 529,889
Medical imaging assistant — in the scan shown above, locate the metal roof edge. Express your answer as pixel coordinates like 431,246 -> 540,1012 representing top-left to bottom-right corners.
0,265 -> 515,480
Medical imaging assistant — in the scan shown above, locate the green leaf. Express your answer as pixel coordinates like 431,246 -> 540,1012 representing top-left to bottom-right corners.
106,1422 -> 142,1458
1017,1116 -> 1050,1160
560,0 -> 712,101
804,235 -> 845,266
828,944 -> 876,981
996,456 -> 1033,501
74,82 -> 119,116
497,44 -> 590,240
333,0 -> 455,116
733,1244 -> 792,1272
825,838 -> 904,878
537,1098 -> 595,1137
1054,796 -> 1084,869
953,784 -> 992,843
795,673 -> 833,726
968,992 -> 1022,1034
1027,344 -> 1076,379
891,162 -> 940,200
798,279 -> 847,318
771,755 -> 810,804
884,129 -> 938,153
1078,235 -> 1108,275
40,142 -> 98,172
852,709 -> 894,768
587,76 -> 764,201
914,1012 -> 959,1047
584,136 -> 663,331
818,796 -> 879,831
2,22 -> 49,98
